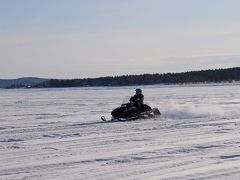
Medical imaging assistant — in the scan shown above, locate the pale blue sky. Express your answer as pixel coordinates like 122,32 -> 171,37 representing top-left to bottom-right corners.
0,0 -> 240,78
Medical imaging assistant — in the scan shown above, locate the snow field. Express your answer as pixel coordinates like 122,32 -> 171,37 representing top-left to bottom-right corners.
0,84 -> 240,179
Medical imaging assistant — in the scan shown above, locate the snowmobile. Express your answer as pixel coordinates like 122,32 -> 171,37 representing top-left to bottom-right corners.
101,102 -> 161,122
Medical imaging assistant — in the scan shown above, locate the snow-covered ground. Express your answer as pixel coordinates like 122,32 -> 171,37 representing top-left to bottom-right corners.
0,84 -> 240,180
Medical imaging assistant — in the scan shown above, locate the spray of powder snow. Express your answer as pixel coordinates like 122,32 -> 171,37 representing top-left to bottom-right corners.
156,100 -> 227,120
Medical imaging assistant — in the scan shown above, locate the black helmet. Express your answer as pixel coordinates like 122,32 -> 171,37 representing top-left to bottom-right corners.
135,88 -> 142,94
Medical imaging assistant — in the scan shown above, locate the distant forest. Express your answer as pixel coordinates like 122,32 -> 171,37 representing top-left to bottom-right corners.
34,67 -> 240,88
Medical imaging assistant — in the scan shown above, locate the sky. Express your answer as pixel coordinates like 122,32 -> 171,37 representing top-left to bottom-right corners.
0,0 -> 240,79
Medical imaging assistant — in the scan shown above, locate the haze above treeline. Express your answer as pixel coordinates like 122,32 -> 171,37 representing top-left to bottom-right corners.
1,67 -> 239,89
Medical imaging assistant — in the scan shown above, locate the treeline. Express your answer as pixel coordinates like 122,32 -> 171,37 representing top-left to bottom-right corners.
35,67 -> 240,88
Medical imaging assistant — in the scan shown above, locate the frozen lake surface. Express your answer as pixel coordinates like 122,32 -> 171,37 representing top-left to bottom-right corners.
1,84 -> 240,179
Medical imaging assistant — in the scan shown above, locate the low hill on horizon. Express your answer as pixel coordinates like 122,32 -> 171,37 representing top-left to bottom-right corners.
0,77 -> 47,88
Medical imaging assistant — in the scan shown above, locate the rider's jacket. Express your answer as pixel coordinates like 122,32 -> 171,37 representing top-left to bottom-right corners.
130,94 -> 144,105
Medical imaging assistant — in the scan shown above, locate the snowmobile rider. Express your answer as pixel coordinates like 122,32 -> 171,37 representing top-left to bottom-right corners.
130,89 -> 144,111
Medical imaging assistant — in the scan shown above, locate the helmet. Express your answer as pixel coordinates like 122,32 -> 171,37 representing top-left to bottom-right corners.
135,88 -> 142,94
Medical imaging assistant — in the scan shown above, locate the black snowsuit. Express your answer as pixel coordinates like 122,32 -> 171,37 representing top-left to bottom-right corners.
130,94 -> 144,111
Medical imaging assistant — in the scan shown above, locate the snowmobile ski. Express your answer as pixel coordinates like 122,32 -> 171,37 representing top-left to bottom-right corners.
101,116 -> 107,121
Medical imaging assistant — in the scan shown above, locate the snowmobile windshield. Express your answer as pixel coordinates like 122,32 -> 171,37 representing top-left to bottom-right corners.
122,96 -> 131,104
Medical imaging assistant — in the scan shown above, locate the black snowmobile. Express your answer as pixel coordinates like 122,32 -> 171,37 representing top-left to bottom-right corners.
101,102 -> 161,121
